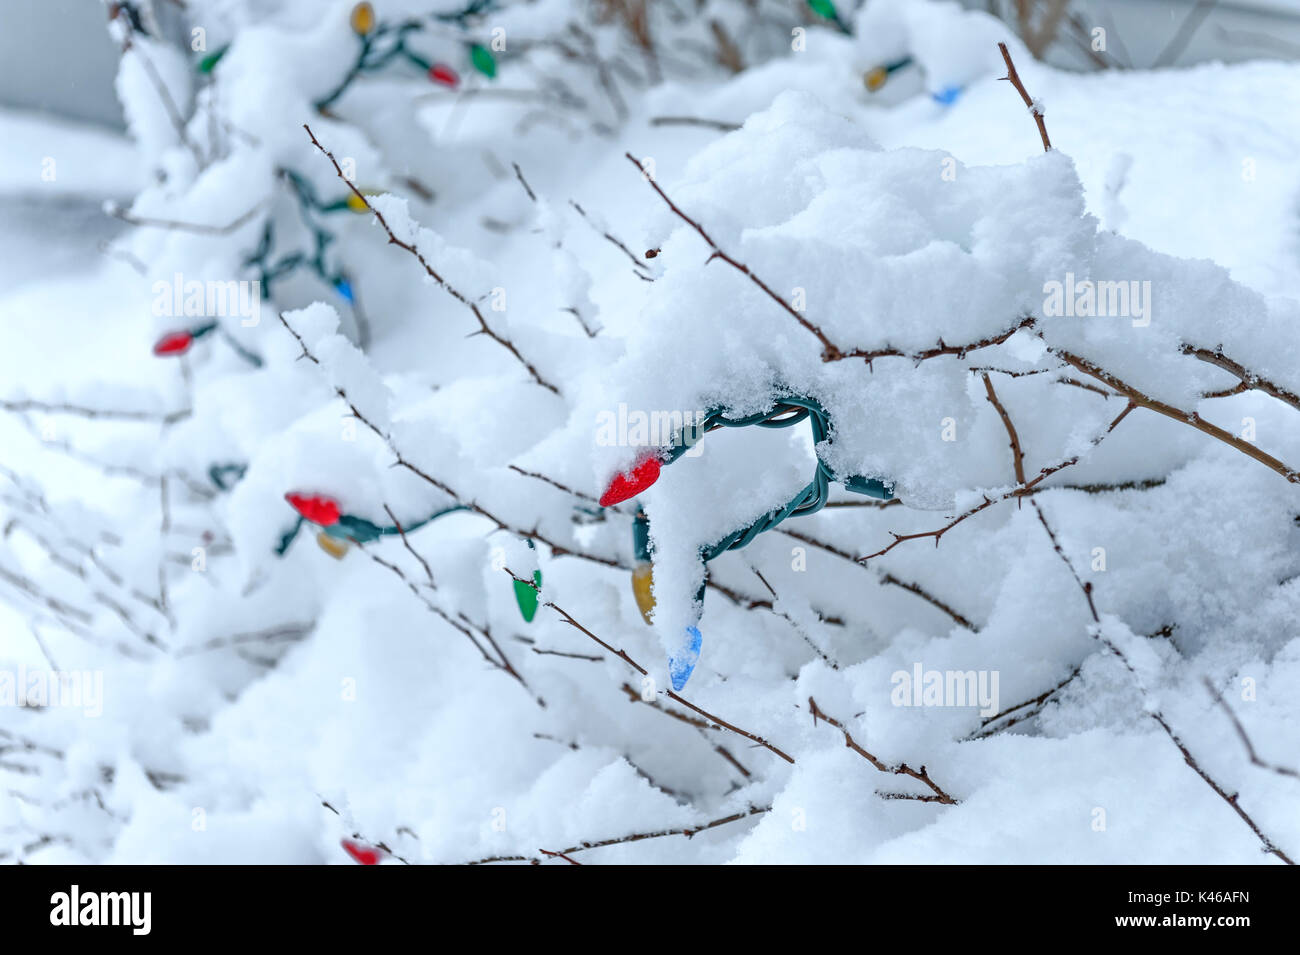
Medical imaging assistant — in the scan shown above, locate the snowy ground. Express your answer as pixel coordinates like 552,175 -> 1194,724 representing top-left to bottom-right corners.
1,1 -> 1298,864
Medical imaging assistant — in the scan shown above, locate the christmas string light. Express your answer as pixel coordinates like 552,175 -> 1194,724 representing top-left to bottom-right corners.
237,168 -> 383,307
316,2 -> 499,111
279,492 -> 468,558
428,64 -> 459,88
349,1 -> 376,36
189,6 -> 501,333
600,395 -> 893,543
207,462 -> 248,491
468,43 -> 496,78
606,396 -> 893,690
631,507 -> 654,624
243,213 -> 353,307
197,46 -> 228,74
152,322 -> 263,367
340,838 -> 382,865
282,169 -> 374,217
152,323 -> 215,356
513,538 -> 542,622
806,0 -> 852,35
864,56 -> 914,92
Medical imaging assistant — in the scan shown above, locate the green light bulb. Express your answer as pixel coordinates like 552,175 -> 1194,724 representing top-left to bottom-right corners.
514,569 -> 541,622
469,44 -> 496,78
807,0 -> 838,21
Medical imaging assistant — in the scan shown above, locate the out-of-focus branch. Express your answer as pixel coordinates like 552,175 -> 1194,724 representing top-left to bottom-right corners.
303,125 -> 560,395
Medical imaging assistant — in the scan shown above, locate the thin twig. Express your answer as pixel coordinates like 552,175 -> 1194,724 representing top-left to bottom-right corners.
1033,501 -> 1293,864
860,400 -> 1136,561
303,125 -> 559,394
998,42 -> 1051,152
503,566 -> 795,764
808,697 -> 959,804
1051,346 -> 1300,483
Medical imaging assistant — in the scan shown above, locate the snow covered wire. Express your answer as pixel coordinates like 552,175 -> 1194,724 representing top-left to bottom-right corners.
637,396 -> 894,562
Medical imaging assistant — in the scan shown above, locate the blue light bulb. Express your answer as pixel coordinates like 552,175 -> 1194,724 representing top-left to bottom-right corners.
668,625 -> 703,691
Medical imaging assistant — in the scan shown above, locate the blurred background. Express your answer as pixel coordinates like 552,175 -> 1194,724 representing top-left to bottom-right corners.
3,0 -> 1299,131
3,0 -> 1297,345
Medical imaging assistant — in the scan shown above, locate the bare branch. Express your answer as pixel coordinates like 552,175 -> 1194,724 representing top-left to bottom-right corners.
303,124 -> 560,394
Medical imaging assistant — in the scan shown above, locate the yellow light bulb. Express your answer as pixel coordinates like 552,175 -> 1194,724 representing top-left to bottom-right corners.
350,2 -> 375,36
316,531 -> 350,559
864,67 -> 888,92
632,562 -> 655,625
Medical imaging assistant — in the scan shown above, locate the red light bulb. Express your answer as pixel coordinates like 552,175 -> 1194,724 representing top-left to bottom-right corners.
341,839 -> 382,865
153,330 -> 194,356
599,454 -> 661,507
428,64 -> 459,88
285,492 -> 341,526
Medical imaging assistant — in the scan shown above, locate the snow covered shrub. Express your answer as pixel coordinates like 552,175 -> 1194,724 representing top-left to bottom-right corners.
0,0 -> 1296,864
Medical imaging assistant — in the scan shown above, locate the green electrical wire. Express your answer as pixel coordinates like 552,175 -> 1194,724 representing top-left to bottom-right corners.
652,394 -> 893,562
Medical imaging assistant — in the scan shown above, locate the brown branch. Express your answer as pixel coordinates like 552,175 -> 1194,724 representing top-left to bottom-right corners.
998,42 -> 1051,152
981,373 -> 1027,484
465,805 -> 771,863
303,125 -> 559,394
823,498 -> 902,509
1051,346 -> 1300,483
625,148 -> 1037,368
504,566 -> 795,763
968,666 -> 1080,739
835,316 -> 1038,367
649,115 -> 741,132
808,697 -> 958,805
1202,677 -> 1300,782
859,400 -> 1136,562
749,566 -> 840,668
532,647 -> 604,661
511,162 -> 537,203
555,804 -> 770,857
778,528 -> 975,630
0,398 -> 189,424
383,503 -> 436,588
1032,500 -> 1293,865
104,200 -> 263,236
618,683 -> 753,779
1151,710 -> 1293,864
361,544 -> 539,704
507,464 -> 601,504
1180,344 -> 1300,414
539,848 -> 583,865
568,199 -> 650,274
625,152 -> 844,360
175,624 -> 313,656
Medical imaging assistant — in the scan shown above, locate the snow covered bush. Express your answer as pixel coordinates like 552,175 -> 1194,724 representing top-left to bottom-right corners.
1,0 -> 1297,864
